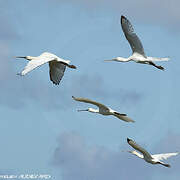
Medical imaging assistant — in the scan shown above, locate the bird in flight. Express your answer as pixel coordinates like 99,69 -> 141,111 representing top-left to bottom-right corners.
16,52 -> 76,85
127,138 -> 179,167
105,15 -> 169,70
72,96 -> 134,123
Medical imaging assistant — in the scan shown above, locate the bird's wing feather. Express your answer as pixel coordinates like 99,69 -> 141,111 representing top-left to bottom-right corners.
127,138 -> 152,159
72,96 -> 109,110
114,113 -> 135,122
121,16 -> 146,57
19,57 -> 56,76
152,152 -> 179,160
49,61 -> 66,85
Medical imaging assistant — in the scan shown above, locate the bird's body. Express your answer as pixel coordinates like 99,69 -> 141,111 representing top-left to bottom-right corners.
72,96 -> 134,123
105,16 -> 169,70
127,138 -> 179,167
16,52 -> 76,85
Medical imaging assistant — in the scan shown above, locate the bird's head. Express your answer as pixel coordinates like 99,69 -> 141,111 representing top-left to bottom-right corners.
114,57 -> 127,62
77,108 -> 89,112
88,108 -> 95,112
26,56 -> 32,60
104,57 -> 127,62
16,56 -> 32,60
121,150 -> 136,154
77,108 -> 94,112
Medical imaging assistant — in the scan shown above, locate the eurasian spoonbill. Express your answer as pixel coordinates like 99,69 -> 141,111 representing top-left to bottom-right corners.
127,138 -> 179,167
105,16 -> 169,70
72,96 -> 134,123
16,52 -> 76,85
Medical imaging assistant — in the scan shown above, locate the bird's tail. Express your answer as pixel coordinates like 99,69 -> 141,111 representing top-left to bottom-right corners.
159,57 -> 170,61
147,57 -> 170,62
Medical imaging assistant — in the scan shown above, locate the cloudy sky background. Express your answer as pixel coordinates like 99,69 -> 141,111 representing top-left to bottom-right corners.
0,0 -> 180,179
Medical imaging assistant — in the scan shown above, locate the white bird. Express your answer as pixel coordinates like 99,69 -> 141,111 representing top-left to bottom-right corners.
72,96 -> 134,123
16,52 -> 77,85
127,138 -> 179,167
105,15 -> 169,70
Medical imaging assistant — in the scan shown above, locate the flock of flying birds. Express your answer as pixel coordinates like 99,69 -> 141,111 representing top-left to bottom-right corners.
16,16 -> 178,167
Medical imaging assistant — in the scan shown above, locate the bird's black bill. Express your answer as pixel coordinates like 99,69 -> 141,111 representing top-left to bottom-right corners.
15,56 -> 26,59
104,59 -> 113,62
77,109 -> 88,112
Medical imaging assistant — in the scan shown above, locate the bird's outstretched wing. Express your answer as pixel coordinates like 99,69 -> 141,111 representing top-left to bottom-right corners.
127,138 -> 152,159
152,152 -> 179,160
121,16 -> 146,57
18,57 -> 56,76
72,96 -> 109,111
49,61 -> 66,85
114,113 -> 135,122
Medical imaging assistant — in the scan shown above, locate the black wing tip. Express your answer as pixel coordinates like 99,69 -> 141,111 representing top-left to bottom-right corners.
50,77 -> 61,85
50,77 -> 59,85
52,81 -> 60,85
121,15 -> 127,23
121,15 -> 126,19
127,138 -> 132,143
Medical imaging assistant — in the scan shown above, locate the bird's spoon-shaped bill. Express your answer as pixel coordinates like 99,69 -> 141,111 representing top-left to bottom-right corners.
15,56 -> 26,58
104,59 -> 114,61
77,109 -> 88,112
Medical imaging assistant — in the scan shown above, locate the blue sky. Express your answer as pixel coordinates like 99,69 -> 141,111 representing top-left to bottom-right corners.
0,0 -> 180,179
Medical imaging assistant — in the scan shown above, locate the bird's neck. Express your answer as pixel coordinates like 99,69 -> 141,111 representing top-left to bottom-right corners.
115,57 -> 130,62
27,56 -> 37,60
131,151 -> 144,159
89,109 -> 99,113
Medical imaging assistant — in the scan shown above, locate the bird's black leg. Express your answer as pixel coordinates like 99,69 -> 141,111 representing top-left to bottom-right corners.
148,61 -> 164,71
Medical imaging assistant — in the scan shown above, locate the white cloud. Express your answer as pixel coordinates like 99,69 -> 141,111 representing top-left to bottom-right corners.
52,132 -> 180,180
